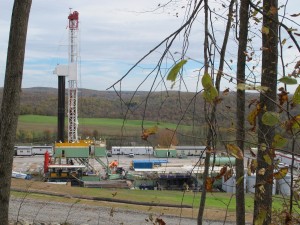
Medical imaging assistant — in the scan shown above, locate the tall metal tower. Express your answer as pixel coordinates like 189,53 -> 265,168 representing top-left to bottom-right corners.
67,10 -> 79,143
54,10 -> 79,143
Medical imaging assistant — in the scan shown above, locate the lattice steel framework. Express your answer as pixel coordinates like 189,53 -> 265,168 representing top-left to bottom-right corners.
67,10 -> 79,142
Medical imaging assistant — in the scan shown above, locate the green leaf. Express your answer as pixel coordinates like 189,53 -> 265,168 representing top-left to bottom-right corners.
262,111 -> 280,126
203,86 -> 218,102
272,134 -> 288,148
292,85 -> 300,104
279,76 -> 297,85
201,73 -> 213,89
260,143 -> 267,152
166,60 -> 187,82
255,209 -> 267,225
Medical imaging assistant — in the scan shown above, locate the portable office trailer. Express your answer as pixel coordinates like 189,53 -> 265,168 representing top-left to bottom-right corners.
111,146 -> 153,155
276,151 -> 300,169
14,146 -> 33,156
175,146 -> 206,157
31,146 -> 53,155
154,149 -> 177,158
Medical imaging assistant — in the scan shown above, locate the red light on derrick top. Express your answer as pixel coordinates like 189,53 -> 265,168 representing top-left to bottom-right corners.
68,11 -> 79,29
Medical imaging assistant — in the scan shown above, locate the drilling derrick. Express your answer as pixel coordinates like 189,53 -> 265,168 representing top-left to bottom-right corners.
51,10 -> 111,176
53,10 -> 79,143
67,10 -> 79,143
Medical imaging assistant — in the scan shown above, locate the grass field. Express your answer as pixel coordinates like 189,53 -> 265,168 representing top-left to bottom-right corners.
18,115 -> 193,136
11,179 -> 291,214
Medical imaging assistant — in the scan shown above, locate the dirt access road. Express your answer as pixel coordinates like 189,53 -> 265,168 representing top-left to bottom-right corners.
10,196 -> 241,225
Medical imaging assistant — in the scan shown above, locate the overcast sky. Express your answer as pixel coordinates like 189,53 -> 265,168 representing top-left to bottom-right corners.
0,1 -> 299,92
0,1 -> 194,91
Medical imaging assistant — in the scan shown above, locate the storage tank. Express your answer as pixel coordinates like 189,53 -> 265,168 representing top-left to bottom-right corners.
222,176 -> 235,193
210,157 -> 236,166
222,174 -> 247,193
247,175 -> 256,193
278,174 -> 291,196
247,174 -> 276,195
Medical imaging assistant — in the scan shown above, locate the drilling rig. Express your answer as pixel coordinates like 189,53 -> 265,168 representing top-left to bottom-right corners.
54,9 -> 79,143
46,10 -> 115,183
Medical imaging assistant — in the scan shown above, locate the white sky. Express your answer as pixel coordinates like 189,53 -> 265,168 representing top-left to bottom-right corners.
0,1 -> 299,92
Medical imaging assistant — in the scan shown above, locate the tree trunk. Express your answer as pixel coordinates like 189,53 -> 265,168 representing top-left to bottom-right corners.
197,0 -> 233,224
0,0 -> 32,223
253,0 -> 278,224
235,0 -> 250,224
198,1 -> 210,224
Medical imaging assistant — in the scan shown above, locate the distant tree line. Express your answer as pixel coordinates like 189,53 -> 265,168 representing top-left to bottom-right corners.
4,88 -> 299,151
0,87 -> 265,126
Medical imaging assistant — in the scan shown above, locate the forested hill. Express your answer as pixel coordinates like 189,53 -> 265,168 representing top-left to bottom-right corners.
0,87 -> 295,127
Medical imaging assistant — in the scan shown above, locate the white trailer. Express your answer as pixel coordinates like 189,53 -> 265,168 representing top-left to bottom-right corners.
175,146 -> 206,157
31,146 -> 53,155
276,151 -> 300,169
111,146 -> 153,155
14,146 -> 32,156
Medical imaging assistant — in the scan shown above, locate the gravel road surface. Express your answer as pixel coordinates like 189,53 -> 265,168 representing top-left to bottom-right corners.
9,196 -> 239,225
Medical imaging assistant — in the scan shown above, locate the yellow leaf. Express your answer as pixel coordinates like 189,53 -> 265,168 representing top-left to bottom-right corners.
269,6 -> 277,15
274,167 -> 288,180
263,154 -> 272,165
258,184 -> 265,194
281,38 -> 286,45
141,125 -> 158,140
258,168 -> 266,175
262,26 -> 270,35
247,105 -> 261,130
226,144 -> 243,160
236,176 -> 244,185
272,134 -> 288,148
247,168 -> 252,176
251,159 -> 258,173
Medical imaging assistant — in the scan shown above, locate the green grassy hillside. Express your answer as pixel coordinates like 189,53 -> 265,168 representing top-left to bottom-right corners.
17,115 -> 198,146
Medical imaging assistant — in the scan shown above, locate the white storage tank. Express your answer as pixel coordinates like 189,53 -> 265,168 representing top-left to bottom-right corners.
278,174 -> 292,196
221,176 -> 227,192
247,174 -> 256,193
247,174 -> 276,195
222,176 -> 238,193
